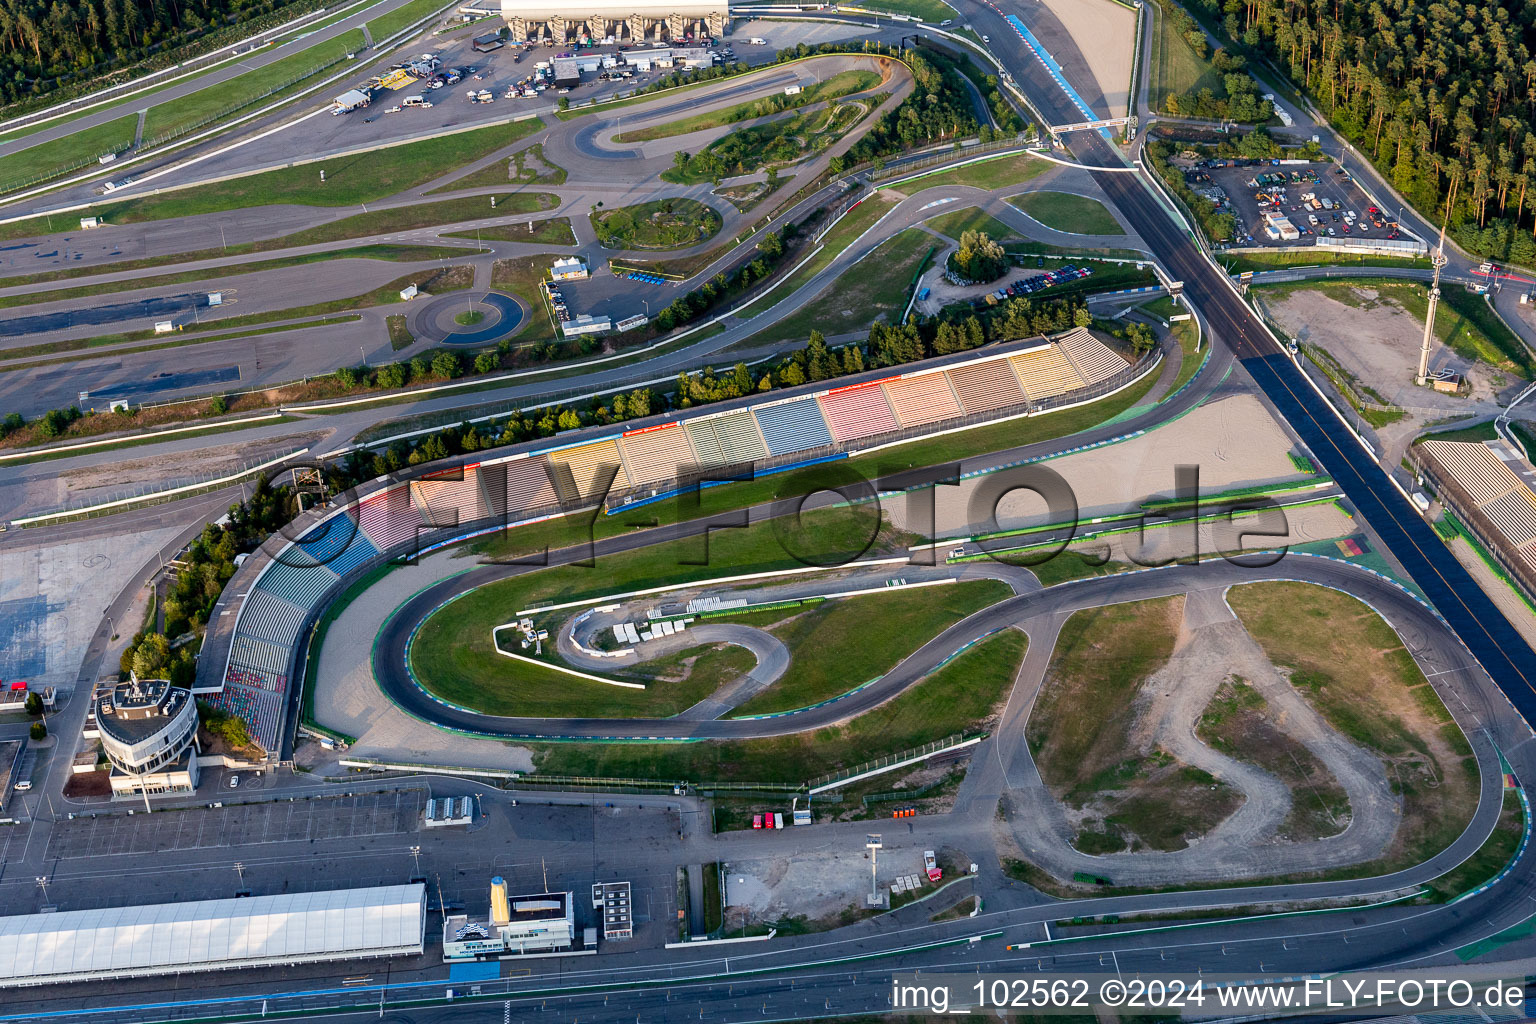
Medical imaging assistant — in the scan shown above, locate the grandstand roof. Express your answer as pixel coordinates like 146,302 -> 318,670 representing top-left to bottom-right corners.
0,884 -> 424,988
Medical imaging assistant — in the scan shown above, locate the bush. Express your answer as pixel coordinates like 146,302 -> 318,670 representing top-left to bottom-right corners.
208,395 -> 228,416
34,406 -> 82,439
29,721 -> 45,741
24,693 -> 41,716
431,351 -> 461,379
376,363 -> 407,389
474,351 -> 499,374
199,701 -> 255,751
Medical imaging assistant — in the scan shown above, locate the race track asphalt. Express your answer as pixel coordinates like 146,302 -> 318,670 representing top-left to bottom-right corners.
955,0 -> 1536,725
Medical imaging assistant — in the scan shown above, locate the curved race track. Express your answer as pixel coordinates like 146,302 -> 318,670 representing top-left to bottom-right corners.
376,551 -> 1488,742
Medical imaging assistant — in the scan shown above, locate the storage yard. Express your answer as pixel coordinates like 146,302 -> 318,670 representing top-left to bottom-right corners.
1182,157 -> 1421,253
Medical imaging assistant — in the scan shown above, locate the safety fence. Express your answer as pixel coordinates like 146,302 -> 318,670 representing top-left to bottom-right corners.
807,732 -> 978,792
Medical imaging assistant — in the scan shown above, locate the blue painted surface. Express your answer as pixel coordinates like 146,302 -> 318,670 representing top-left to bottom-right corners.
0,595 -> 48,679
448,961 -> 501,982
1005,15 -> 1097,122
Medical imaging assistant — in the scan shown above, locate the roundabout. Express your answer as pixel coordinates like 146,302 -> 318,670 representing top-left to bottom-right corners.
409,289 -> 525,347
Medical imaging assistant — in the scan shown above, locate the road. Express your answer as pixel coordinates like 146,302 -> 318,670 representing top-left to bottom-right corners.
951,0 -> 1536,699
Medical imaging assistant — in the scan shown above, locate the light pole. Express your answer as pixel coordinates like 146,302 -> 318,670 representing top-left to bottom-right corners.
234,861 -> 246,891
865,834 -> 882,907
35,876 -> 50,907
409,845 -> 422,879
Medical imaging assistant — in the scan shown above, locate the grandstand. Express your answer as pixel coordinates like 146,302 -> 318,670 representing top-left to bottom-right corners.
196,329 -> 1142,750
1415,438 -> 1536,604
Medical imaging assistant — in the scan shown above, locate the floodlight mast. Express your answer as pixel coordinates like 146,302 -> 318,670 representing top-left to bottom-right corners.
1416,219 -> 1449,386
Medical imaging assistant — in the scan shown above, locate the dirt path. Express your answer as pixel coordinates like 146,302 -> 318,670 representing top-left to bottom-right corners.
1263,286 -> 1512,466
1137,588 -> 1292,845
995,582 -> 1405,884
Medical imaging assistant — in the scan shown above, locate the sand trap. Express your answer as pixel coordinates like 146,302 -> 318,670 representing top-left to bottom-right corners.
313,548 -> 535,772
889,393 -> 1308,537
1034,0 -> 1137,119
1068,501 -> 1355,567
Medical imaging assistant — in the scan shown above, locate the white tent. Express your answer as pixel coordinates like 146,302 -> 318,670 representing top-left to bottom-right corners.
0,884 -> 425,988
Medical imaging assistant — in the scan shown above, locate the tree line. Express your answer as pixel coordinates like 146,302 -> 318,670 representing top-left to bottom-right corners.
1189,0 -> 1536,262
0,0 -> 304,106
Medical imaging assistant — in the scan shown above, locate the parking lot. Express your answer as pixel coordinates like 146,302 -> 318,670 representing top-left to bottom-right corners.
1183,158 -> 1405,248
50,790 -> 424,858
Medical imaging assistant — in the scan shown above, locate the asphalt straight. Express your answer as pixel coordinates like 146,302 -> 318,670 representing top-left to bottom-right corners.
954,0 -> 1536,725
1079,137 -> 1536,717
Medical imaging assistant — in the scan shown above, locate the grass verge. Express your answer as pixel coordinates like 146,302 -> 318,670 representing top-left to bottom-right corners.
1009,191 -> 1123,235
0,117 -> 545,238
1424,787 -> 1523,902
741,227 -> 933,345
886,151 -> 1048,193
444,218 -> 575,246
525,628 -> 1027,783
728,578 -> 1012,715
925,205 -> 1018,242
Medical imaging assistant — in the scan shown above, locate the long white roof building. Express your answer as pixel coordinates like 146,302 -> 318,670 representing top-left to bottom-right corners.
0,884 -> 425,988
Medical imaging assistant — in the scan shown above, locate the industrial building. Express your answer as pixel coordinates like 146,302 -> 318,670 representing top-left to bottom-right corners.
498,0 -> 726,45
96,674 -> 200,797
0,885 -> 426,988
443,878 -> 577,959
561,313 -> 611,337
424,795 -> 474,826
1263,211 -> 1300,241
0,682 -> 55,714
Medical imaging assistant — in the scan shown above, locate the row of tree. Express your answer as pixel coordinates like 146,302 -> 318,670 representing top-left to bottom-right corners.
352,288 -> 1100,481
120,478 -> 295,691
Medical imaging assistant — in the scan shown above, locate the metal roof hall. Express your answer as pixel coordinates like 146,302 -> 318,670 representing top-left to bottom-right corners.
0,884 -> 425,988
